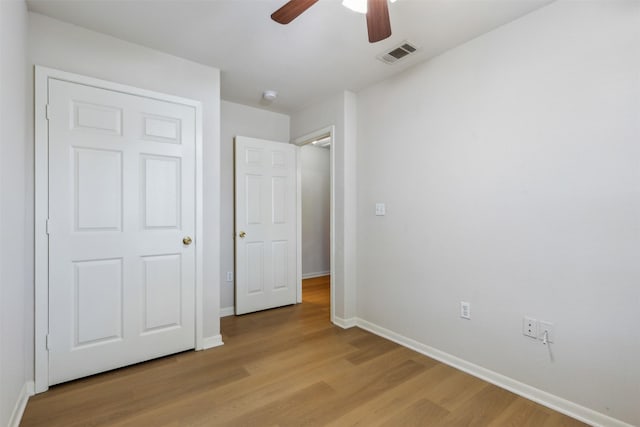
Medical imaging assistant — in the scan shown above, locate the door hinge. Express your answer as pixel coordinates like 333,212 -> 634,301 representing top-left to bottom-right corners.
46,218 -> 51,235
45,104 -> 51,120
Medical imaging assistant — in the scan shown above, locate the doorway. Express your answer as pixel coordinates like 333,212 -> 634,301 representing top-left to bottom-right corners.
294,126 -> 335,322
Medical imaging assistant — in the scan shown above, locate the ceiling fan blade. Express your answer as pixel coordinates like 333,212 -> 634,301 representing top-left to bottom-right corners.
366,0 -> 392,43
271,0 -> 319,24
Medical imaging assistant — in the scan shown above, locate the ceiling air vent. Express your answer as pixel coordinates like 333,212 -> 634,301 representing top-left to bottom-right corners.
377,41 -> 419,65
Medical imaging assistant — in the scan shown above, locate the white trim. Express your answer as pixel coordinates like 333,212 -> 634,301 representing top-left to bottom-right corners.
202,335 -> 224,350
194,93 -> 204,351
220,306 -> 235,317
34,66 -> 205,392
295,146 -> 302,303
301,271 -> 331,280
332,316 -> 357,329
355,318 -> 634,427
329,129 -> 335,325
34,66 -> 49,394
8,381 -> 34,427
293,126 -> 335,323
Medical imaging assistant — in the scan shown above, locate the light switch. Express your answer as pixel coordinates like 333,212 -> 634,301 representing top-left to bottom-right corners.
375,203 -> 386,216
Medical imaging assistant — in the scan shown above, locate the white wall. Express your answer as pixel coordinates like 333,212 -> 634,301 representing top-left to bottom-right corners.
300,145 -> 330,278
291,91 -> 358,323
219,100 -> 290,311
28,12 -> 222,341
0,0 -> 31,425
355,1 -> 640,425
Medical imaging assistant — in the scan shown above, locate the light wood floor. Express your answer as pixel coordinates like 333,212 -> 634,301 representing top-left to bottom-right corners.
22,276 -> 587,426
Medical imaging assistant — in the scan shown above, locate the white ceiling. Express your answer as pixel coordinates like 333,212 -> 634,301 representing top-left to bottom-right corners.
26,0 -> 553,114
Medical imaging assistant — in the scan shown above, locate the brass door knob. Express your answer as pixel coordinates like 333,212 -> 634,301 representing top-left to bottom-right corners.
183,236 -> 193,245
239,231 -> 246,238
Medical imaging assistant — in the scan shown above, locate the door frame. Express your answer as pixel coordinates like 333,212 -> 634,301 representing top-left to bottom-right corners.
34,66 -> 205,393
293,126 -> 335,323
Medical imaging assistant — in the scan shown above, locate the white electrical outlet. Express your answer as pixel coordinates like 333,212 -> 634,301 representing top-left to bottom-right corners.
523,316 -> 538,338
375,203 -> 386,216
226,271 -> 234,282
538,321 -> 554,343
460,301 -> 471,319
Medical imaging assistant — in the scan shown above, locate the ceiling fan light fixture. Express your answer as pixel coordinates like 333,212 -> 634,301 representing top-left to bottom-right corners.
343,0 -> 397,14
273,0 -> 393,44
342,0 -> 367,14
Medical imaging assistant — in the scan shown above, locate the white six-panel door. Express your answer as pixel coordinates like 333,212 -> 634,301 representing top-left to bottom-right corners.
235,136 -> 297,315
47,78 -> 196,385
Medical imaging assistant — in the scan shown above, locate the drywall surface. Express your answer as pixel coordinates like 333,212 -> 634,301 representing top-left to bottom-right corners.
28,12 -> 222,339
300,145 -> 330,278
291,91 -> 357,322
356,1 -> 640,425
220,100 -> 290,310
0,0 -> 30,425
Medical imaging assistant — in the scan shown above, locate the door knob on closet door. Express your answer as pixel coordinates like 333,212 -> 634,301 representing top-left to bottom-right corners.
239,231 -> 246,238
183,236 -> 192,245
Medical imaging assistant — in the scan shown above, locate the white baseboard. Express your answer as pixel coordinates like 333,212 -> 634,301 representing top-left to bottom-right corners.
8,381 -> 34,427
202,334 -> 224,350
332,316 -> 357,329
301,271 -> 330,280
355,318 -> 632,427
220,306 -> 235,317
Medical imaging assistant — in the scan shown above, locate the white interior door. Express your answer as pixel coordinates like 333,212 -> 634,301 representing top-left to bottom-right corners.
235,136 -> 297,315
47,78 -> 196,385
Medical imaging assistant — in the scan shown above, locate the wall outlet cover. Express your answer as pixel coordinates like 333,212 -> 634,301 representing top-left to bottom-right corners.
523,316 -> 538,338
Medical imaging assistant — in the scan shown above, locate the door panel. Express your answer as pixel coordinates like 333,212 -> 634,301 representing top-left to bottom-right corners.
48,78 -> 196,385
74,258 -> 123,346
72,101 -> 122,135
246,174 -> 262,224
74,148 -> 122,231
246,243 -> 265,294
272,241 -> 288,289
272,176 -> 287,224
141,155 -> 181,229
235,136 -> 297,315
141,254 -> 182,332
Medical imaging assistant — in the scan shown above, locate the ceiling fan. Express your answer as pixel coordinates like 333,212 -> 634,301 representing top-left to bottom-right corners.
271,0 -> 395,43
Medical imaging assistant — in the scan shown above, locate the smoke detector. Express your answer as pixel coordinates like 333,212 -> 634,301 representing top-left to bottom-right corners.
262,90 -> 278,102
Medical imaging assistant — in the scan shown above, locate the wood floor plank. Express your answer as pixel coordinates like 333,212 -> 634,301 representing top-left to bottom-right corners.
438,386 -> 518,426
487,399 -> 551,427
21,275 -> 588,427
325,358 -> 448,427
345,335 -> 399,365
380,398 -> 450,427
419,366 -> 489,412
289,359 -> 429,426
221,381 -> 337,427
